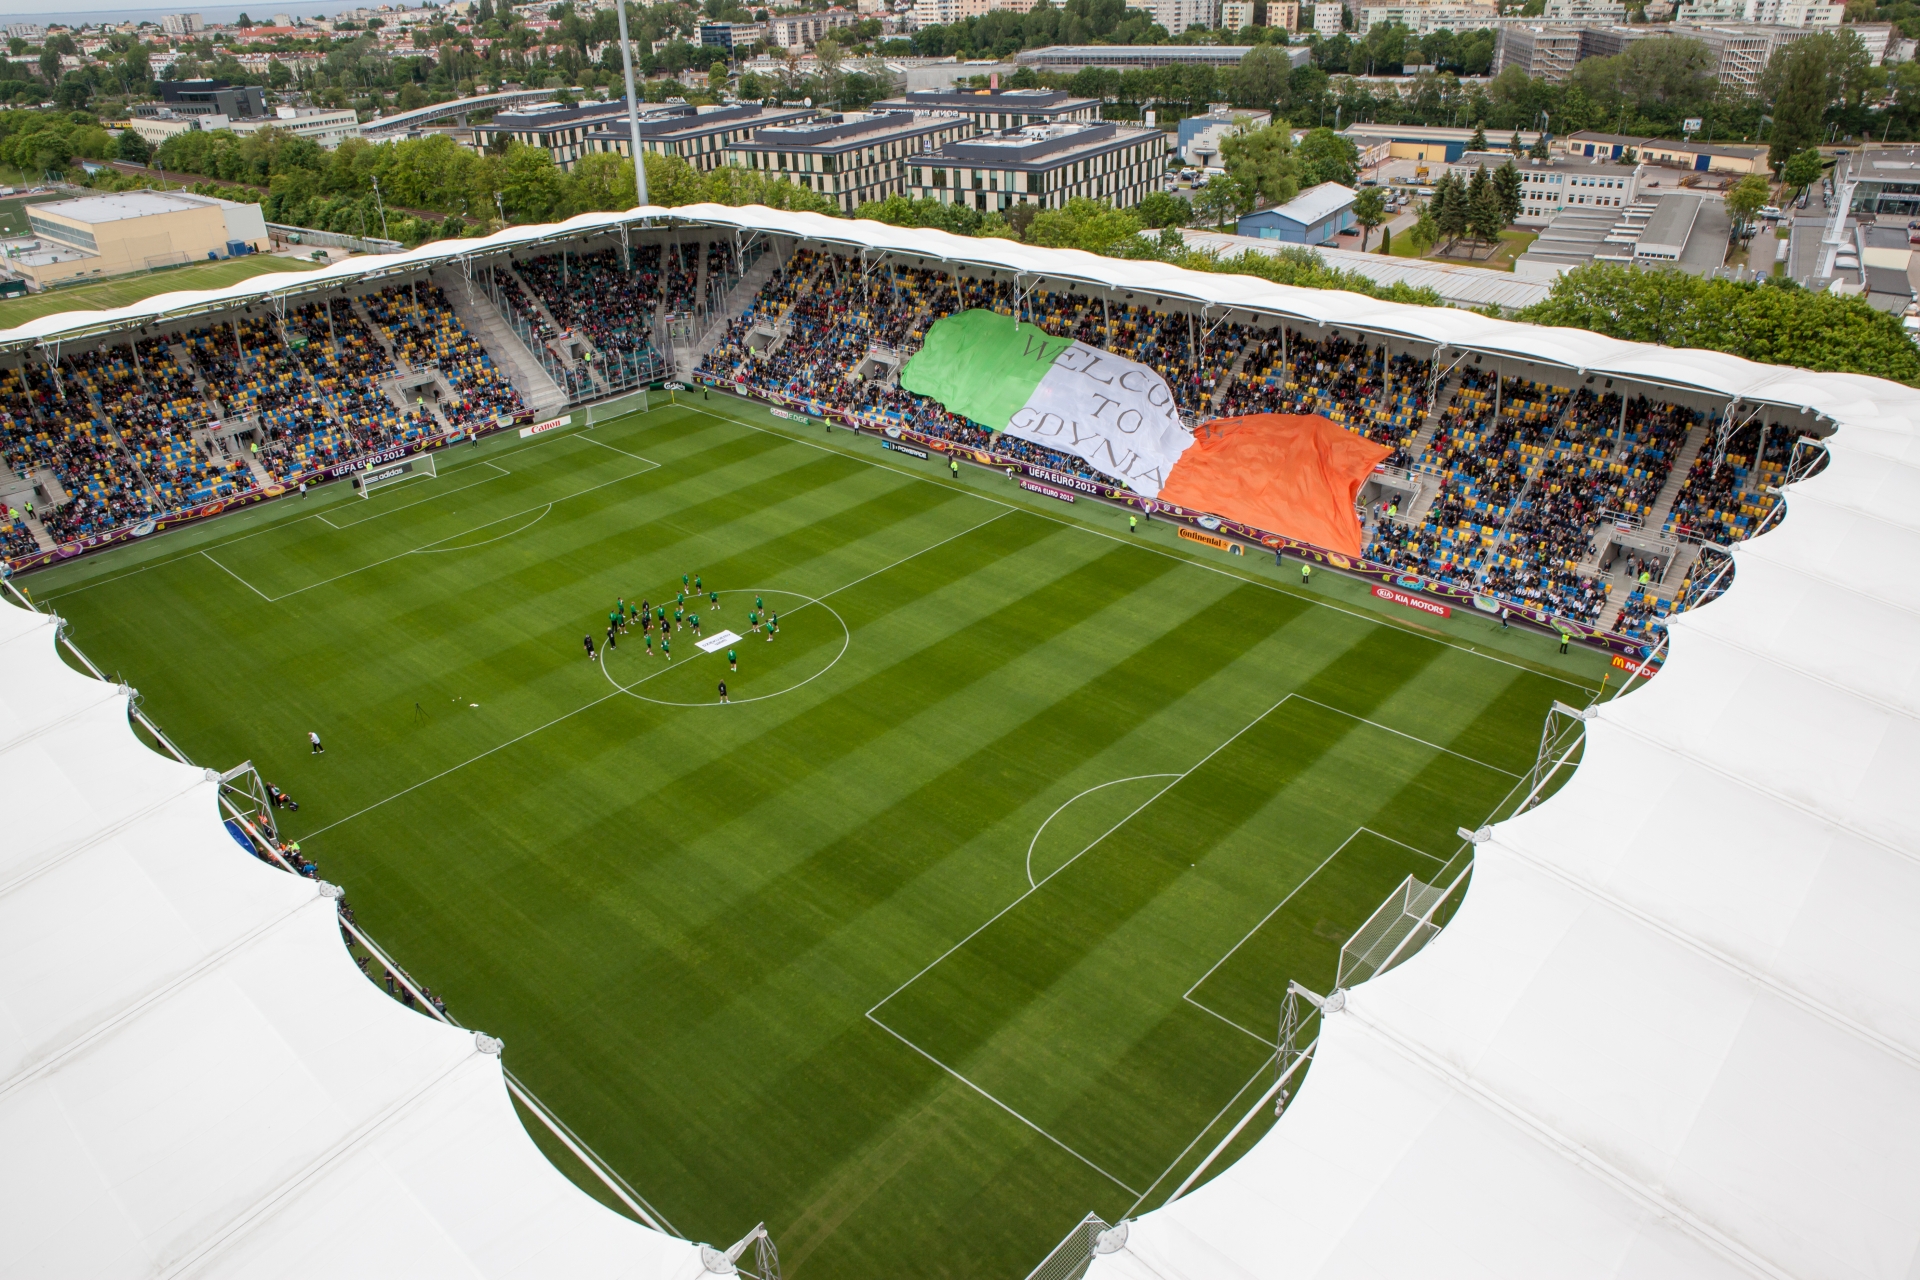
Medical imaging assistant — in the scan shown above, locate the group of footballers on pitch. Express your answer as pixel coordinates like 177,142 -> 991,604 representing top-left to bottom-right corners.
582,572 -> 781,669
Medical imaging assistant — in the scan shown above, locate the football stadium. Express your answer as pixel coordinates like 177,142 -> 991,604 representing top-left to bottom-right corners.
2,205 -> 1916,1280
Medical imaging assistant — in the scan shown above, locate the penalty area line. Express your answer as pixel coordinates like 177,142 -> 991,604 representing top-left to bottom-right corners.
864,1012 -> 1142,1198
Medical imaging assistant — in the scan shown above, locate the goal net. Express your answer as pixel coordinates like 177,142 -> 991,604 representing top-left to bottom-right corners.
1336,875 -> 1447,990
353,451 -> 437,499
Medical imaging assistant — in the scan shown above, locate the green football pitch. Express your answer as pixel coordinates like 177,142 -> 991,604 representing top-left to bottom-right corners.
25,397 -> 1608,1279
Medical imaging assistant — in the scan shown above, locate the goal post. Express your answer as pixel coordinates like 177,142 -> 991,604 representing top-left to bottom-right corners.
353,451 -> 437,498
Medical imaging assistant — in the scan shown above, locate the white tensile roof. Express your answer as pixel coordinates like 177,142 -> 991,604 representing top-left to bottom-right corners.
1080,384 -> 1920,1271
2,205 -> 1916,1277
0,597 -> 710,1279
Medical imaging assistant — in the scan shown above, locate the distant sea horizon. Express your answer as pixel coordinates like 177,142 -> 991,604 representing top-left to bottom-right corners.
0,1 -> 371,23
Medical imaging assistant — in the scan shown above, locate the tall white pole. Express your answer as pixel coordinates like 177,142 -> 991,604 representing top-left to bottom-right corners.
615,0 -> 648,210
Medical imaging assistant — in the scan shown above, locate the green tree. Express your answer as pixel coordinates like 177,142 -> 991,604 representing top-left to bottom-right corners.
1760,32 -> 1862,170
1220,120 -> 1301,206
1193,171 -> 1254,227
115,129 -> 150,164
1352,183 -> 1385,250
1781,147 -> 1823,193
1026,195 -> 1147,254
1409,199 -> 1438,253
1468,120 -> 1486,151
1135,189 -> 1191,228
1494,159 -> 1522,225
1433,172 -> 1468,249
1469,175 -> 1506,246
1724,172 -> 1771,230
1519,261 -> 1920,383
1378,222 -> 1391,254
1294,126 -> 1359,186
708,60 -> 729,95
1509,129 -> 1523,154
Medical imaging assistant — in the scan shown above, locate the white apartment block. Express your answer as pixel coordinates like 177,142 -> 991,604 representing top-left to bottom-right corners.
1355,1 -> 1497,35
1147,0 -> 1220,33
1220,0 -> 1256,29
1541,0 -> 1626,19
1674,0 -> 1841,22
766,8 -> 857,47
1312,2 -> 1345,33
161,12 -> 205,33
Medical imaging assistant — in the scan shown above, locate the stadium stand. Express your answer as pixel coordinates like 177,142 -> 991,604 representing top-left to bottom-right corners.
7,206 -> 1907,1280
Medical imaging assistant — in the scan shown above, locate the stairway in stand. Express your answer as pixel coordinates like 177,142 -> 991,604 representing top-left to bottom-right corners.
681,245 -> 786,381
431,269 -> 567,418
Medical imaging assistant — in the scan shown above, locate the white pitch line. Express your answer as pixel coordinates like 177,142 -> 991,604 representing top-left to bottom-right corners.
867,694 -> 1298,1019
703,402 -> 1602,695
1123,1052 -> 1279,1219
300,509 -> 1009,840
318,460 -> 513,530
865,1013 -> 1143,1198
199,550 -> 273,602
1025,774 -> 1181,890
1289,694 -> 1522,778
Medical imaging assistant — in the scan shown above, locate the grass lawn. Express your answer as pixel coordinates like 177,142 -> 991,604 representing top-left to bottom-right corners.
0,255 -> 322,328
22,398 -> 1607,1279
1390,229 -> 1538,272
0,187 -> 68,238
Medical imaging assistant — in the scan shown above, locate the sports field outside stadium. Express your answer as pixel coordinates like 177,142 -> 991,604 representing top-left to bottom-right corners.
25,395 -> 1610,1278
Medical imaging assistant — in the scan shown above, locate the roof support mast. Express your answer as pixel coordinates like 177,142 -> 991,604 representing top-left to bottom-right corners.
615,0 -> 649,212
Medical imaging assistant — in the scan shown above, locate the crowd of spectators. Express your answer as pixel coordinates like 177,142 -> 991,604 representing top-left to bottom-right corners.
1665,419 -> 1789,546
0,285 -> 518,557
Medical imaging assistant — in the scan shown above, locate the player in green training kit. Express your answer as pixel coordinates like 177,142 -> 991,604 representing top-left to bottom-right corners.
661,636 -> 671,660
694,575 -> 702,594
645,633 -> 654,657
728,647 -> 737,671
765,610 -> 775,641
682,573 -> 690,594
689,613 -> 701,637
709,590 -> 719,611
755,595 -> 763,613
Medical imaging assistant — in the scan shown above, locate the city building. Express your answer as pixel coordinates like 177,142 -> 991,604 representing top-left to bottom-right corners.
1514,189 -> 1732,277
139,80 -> 267,120
1848,145 -> 1920,219
766,8 -> 857,47
905,121 -> 1168,211
3,22 -> 44,38
911,0 -> 1041,21
1234,181 -> 1358,243
1014,44 -> 1313,72
473,98 -> 655,170
1271,0 -> 1301,27
160,12 -> 204,33
868,87 -> 1101,131
230,106 -> 361,148
1354,1 -> 1497,34
1445,149 -> 1644,223
1673,0 -> 1840,22
1176,105 -> 1268,167
699,20 -> 767,50
1313,2 -> 1345,32
1341,122 -> 1544,163
1541,0 -> 1627,18
1558,129 -> 1769,174
11,191 -> 268,289
728,111 -> 972,213
1492,23 -> 1585,80
1220,0 -> 1256,30
1146,0 -> 1220,32
584,103 -> 817,171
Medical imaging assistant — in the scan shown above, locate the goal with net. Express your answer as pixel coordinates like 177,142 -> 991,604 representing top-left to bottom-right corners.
352,451 -> 437,498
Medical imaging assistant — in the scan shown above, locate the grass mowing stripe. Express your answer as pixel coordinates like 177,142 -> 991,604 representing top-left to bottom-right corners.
25,401 -> 1592,1279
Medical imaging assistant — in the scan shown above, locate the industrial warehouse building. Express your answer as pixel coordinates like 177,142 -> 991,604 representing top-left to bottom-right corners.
8,191 -> 269,290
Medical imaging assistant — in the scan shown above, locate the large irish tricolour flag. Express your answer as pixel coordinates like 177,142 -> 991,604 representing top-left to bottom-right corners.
900,308 -> 1194,498
901,309 -> 1393,557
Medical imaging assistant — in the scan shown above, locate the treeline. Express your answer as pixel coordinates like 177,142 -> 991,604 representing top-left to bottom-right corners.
1519,264 -> 1920,383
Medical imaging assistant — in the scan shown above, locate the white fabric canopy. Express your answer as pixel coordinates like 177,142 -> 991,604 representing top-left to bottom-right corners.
0,598 -> 710,1279
1084,368 -> 1920,1276
4,205 -> 1917,1278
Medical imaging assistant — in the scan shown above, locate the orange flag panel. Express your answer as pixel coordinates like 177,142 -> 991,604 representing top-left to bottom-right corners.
1156,414 -> 1390,558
